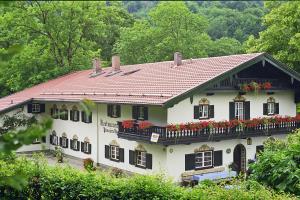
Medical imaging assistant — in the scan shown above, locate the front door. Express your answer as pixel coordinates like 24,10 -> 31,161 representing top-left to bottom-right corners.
233,144 -> 246,174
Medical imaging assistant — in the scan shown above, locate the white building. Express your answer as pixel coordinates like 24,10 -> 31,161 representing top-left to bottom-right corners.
0,53 -> 299,182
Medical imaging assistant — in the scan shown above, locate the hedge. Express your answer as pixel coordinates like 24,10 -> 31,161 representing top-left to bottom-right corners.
0,156 -> 296,200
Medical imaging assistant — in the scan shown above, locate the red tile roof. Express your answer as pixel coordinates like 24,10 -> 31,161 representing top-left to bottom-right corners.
0,53 -> 264,113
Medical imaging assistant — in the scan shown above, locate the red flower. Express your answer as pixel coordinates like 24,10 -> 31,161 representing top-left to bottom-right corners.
263,82 -> 272,90
138,121 -> 153,129
122,120 -> 134,129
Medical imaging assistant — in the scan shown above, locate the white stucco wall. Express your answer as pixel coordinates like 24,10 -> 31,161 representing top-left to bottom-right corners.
167,90 -> 296,124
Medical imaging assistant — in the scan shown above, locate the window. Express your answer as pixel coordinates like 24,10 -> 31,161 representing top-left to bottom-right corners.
268,102 -> 275,115
50,131 -> 59,146
195,151 -> 212,169
81,137 -> 91,154
110,145 -> 119,160
136,151 -> 147,167
60,105 -> 68,120
71,135 -> 79,151
235,102 -> 244,120
32,104 -> 40,113
70,106 -> 80,122
199,104 -> 209,119
60,133 -> 68,148
51,105 -> 59,119
82,111 -> 92,123
32,138 -> 40,144
107,104 -> 121,118
132,106 -> 148,120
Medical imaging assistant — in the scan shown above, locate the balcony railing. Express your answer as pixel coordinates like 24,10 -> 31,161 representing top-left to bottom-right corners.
117,121 -> 300,145
212,78 -> 291,90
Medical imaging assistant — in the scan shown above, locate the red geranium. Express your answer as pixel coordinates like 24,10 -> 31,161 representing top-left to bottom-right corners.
122,120 -> 134,129
263,82 -> 272,90
138,121 -> 153,129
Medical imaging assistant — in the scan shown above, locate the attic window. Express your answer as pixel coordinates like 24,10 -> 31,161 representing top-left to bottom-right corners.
105,70 -> 122,77
121,69 -> 141,76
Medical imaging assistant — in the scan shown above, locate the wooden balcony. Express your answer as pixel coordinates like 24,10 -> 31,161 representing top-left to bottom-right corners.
211,78 -> 291,90
117,121 -> 300,145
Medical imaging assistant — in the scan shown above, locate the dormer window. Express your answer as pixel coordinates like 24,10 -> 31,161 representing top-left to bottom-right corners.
264,97 -> 279,116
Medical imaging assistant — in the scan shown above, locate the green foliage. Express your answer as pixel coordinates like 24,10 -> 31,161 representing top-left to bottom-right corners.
250,130 -> 300,195
0,156 -> 296,199
0,1 -> 133,96
245,2 -> 300,71
115,2 -> 244,65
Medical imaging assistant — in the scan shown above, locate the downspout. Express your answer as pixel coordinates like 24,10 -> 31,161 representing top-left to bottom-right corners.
96,103 -> 99,165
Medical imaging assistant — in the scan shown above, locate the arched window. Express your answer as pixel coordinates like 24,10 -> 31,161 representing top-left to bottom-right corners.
60,105 -> 68,120
50,131 -> 59,146
70,106 -> 80,122
50,104 -> 59,119
81,137 -> 91,154
71,135 -> 79,151
60,132 -> 68,148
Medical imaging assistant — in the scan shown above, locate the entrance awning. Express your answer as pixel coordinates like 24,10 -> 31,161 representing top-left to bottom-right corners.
192,171 -> 237,181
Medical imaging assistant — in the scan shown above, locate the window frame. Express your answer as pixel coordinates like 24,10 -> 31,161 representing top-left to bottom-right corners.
32,103 -> 41,113
62,136 -> 67,148
235,101 -> 244,120
52,135 -> 59,146
83,142 -> 90,153
195,150 -> 213,170
199,104 -> 209,119
82,111 -> 92,123
110,145 -> 120,161
72,139 -> 78,150
136,150 -> 147,168
267,102 -> 275,115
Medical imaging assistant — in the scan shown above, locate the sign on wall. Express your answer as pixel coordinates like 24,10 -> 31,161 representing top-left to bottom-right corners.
151,133 -> 160,143
100,120 -> 118,134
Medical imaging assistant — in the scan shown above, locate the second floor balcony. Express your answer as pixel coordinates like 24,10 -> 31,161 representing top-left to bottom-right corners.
118,116 -> 300,145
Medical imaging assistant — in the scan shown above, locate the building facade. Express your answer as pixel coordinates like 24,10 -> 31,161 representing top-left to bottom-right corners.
1,53 -> 300,182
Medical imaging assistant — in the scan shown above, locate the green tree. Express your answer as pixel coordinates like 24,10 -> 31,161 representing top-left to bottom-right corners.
245,2 -> 300,71
0,1 -> 133,96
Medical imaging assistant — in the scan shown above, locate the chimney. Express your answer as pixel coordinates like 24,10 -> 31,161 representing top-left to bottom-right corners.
112,55 -> 120,71
174,52 -> 182,66
92,58 -> 101,73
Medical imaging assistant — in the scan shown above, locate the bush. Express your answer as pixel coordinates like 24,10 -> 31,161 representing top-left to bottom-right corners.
0,156 -> 296,200
83,158 -> 96,172
250,130 -> 300,196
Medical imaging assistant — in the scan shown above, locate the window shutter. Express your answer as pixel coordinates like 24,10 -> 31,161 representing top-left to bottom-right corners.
70,139 -> 73,150
263,103 -> 268,115
89,113 -> 92,123
213,150 -> 223,167
66,139 -> 69,148
185,153 -> 195,171
81,142 -> 84,152
129,150 -> 135,165
244,101 -> 250,120
194,106 -> 200,119
77,141 -> 80,151
70,110 -> 74,121
229,102 -> 235,120
88,144 -> 92,154
107,105 -> 112,117
40,104 -> 45,113
208,105 -> 214,119
105,145 -> 110,159
50,135 -> 53,144
119,148 -> 124,162
275,103 -> 279,114
27,104 -> 32,113
59,137 -> 62,147
81,111 -> 85,122
116,105 -> 121,118
146,153 -> 152,169
143,107 -> 148,120
132,106 -> 138,120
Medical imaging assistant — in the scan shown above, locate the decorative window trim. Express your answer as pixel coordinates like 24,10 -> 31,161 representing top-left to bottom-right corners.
199,98 -> 209,105
194,144 -> 214,153
195,150 -> 213,170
